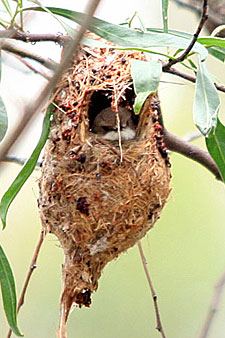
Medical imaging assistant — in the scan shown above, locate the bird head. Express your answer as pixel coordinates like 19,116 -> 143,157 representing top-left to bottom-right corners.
92,106 -> 136,141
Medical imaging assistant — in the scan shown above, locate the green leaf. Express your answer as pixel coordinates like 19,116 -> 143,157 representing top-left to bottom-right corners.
208,46 -> 225,62
162,0 -> 169,33
193,57 -> 220,136
198,37 -> 225,49
0,245 -> 23,336
206,120 -> 225,183
1,0 -> 12,16
0,96 -> 8,142
147,27 -> 193,39
131,60 -> 162,114
0,104 -> 53,229
23,7 -> 208,60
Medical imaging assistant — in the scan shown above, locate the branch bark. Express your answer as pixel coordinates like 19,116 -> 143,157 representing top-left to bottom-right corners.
164,129 -> 222,181
0,29 -> 68,44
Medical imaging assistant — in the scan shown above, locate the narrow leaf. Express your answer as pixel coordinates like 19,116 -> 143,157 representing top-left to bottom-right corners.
147,27 -> 192,39
23,7 -> 208,60
131,60 -> 162,114
0,104 -> 53,229
206,120 -> 225,183
194,57 -> 220,136
198,37 -> 225,49
0,245 -> 23,336
162,0 -> 169,33
1,0 -> 12,16
0,96 -> 8,142
208,46 -> 225,62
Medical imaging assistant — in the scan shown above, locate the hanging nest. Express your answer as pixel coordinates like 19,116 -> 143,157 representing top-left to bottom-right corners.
38,34 -> 171,338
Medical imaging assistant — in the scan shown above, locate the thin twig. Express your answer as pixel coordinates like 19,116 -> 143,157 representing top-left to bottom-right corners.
163,0 -> 208,70
0,0 -> 101,164
137,241 -> 167,338
198,266 -> 225,338
6,230 -> 46,338
164,129 -> 221,181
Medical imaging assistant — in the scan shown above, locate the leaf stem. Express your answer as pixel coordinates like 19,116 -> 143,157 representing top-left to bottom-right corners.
164,129 -> 222,180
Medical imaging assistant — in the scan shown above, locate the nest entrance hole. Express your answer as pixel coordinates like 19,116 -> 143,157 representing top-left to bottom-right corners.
88,90 -> 112,129
88,87 -> 139,131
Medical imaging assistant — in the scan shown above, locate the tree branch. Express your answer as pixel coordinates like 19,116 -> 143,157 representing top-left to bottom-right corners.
138,241 -> 167,338
163,0 -> 208,70
163,67 -> 225,93
198,266 -> 225,338
164,129 -> 221,181
0,29 -> 69,45
6,230 -> 46,338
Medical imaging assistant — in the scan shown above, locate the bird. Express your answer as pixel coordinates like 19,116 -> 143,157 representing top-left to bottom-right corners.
92,106 -> 136,141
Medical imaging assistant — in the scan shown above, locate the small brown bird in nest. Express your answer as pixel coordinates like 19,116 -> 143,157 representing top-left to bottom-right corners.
92,106 -> 136,141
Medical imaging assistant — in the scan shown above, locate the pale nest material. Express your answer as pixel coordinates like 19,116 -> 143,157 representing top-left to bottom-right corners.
38,36 -> 171,338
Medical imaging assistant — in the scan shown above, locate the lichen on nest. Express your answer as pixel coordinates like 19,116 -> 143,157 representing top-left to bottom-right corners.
38,35 -> 171,338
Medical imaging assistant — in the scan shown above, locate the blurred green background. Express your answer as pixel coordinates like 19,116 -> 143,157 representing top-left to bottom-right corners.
1,1 -> 225,338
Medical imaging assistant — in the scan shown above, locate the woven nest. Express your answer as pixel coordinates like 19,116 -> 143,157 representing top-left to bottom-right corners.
38,35 -> 171,338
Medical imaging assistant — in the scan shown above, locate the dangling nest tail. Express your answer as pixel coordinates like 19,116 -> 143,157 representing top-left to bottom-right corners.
38,34 -> 171,338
